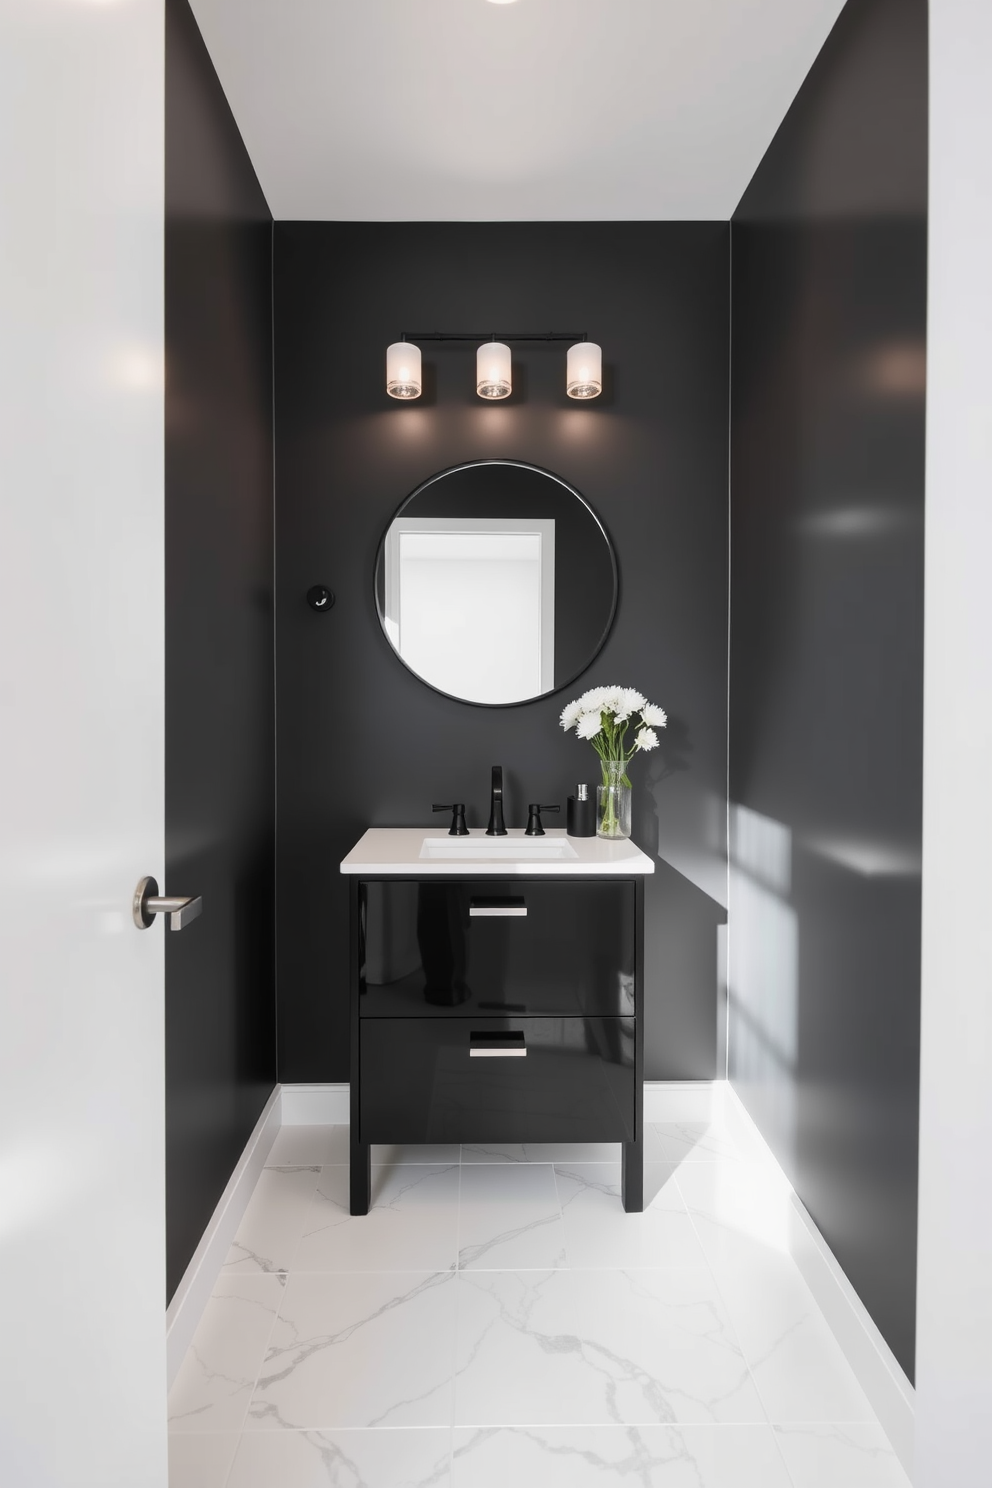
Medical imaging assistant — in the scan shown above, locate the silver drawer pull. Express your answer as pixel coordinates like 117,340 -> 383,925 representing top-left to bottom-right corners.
469,897 -> 527,918
470,1031 -> 527,1058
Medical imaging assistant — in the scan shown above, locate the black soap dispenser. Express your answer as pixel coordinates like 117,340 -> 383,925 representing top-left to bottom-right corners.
567,783 -> 596,838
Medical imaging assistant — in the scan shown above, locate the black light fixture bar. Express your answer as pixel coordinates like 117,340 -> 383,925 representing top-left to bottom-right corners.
400,331 -> 588,343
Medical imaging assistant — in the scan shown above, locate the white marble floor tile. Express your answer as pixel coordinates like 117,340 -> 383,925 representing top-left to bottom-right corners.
461,1141 -> 622,1163
168,1432 -> 240,1488
675,1159 -> 796,1271
555,1164 -> 707,1268
293,1164 -> 460,1272
247,1271 -> 456,1430
226,1427 -> 452,1487
774,1423 -> 912,1487
712,1251 -> 876,1424
459,1143 -> 530,1163
453,1267 -> 765,1426
653,1122 -> 749,1164
224,1166 -> 321,1274
643,1125 -> 669,1163
266,1125 -> 349,1168
169,1275 -> 286,1434
457,1162 -> 566,1269
644,1163 -> 687,1211
451,1424 -> 791,1487
373,1143 -> 462,1165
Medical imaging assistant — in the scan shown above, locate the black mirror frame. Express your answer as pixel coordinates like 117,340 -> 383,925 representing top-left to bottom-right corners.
373,458 -> 619,710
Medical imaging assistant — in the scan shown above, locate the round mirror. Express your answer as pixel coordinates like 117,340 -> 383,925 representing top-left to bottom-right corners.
374,460 -> 617,707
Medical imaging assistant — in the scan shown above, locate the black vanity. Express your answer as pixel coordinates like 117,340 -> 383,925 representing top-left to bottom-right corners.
342,462 -> 653,1214
342,828 -> 653,1214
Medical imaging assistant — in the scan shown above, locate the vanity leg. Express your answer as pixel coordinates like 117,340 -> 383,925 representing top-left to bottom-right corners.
621,1139 -> 644,1213
350,1137 -> 371,1216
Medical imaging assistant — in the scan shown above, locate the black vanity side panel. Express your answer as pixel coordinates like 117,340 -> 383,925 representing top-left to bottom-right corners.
165,0 -> 276,1301
273,222 -> 730,1086
730,0 -> 927,1377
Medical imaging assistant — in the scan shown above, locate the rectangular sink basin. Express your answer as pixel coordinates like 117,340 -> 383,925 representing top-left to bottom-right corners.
419,836 -> 578,861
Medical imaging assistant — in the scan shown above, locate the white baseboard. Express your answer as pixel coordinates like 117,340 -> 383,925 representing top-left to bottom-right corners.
643,1080 -> 715,1123
720,1083 -> 915,1480
280,1082 -> 350,1124
165,1084 -> 281,1388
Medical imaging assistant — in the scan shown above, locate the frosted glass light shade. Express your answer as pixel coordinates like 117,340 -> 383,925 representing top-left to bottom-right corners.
386,342 -> 422,399
566,341 -> 602,399
477,341 -> 512,399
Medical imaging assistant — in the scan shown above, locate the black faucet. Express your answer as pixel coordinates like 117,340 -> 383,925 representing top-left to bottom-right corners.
433,803 -> 469,836
525,803 -> 560,837
486,765 -> 507,836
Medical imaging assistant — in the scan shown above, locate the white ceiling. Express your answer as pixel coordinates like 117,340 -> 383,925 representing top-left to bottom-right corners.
188,0 -> 847,221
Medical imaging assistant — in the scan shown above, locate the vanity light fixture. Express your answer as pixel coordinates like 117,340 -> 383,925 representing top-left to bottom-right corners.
476,339 -> 512,400
386,341 -> 422,400
567,340 -> 603,399
386,331 -> 601,402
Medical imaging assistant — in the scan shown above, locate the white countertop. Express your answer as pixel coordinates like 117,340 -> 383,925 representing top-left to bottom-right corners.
340,827 -> 655,876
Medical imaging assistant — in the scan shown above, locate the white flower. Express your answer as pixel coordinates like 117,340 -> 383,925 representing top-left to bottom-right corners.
614,687 -> 647,715
639,703 -> 668,728
635,727 -> 660,752
576,711 -> 604,740
559,699 -> 584,731
578,686 -> 611,713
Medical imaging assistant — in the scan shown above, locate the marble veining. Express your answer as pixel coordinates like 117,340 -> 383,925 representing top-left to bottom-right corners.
773,1423 -> 913,1486
555,1162 -> 707,1269
457,1161 -> 567,1270
222,1166 -> 321,1275
453,1266 -> 765,1426
169,1119 -> 906,1488
169,1274 -> 285,1435
451,1424 -> 793,1487
226,1428 -> 453,1488
295,1163 -> 460,1273
248,1270 -> 457,1429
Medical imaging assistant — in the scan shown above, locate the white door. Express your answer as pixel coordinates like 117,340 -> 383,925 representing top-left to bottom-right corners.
1,3 -> 168,1485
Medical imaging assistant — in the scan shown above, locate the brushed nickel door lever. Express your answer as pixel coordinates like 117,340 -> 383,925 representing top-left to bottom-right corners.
132,876 -> 203,931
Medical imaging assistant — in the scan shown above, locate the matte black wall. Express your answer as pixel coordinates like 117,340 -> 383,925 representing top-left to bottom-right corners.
165,0 -> 276,1301
274,222 -> 729,1085
730,0 -> 927,1377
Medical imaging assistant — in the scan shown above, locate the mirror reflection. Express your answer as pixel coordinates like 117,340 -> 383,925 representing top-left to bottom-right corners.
375,461 -> 617,706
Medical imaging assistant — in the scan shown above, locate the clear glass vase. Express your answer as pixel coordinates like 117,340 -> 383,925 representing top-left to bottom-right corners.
597,760 -> 632,840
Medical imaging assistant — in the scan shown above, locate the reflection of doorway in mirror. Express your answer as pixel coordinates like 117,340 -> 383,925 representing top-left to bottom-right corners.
384,517 -> 555,704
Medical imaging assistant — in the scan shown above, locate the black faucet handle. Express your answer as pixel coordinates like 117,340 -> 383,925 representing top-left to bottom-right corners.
525,803 -> 561,837
433,803 -> 469,837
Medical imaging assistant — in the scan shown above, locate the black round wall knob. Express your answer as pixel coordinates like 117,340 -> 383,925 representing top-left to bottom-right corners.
307,585 -> 335,612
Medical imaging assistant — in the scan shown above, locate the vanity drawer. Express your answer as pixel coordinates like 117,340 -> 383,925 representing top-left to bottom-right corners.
359,1015 -> 635,1144
359,878 -> 635,1018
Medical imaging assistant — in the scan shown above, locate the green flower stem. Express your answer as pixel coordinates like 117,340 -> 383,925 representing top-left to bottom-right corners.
586,711 -> 634,789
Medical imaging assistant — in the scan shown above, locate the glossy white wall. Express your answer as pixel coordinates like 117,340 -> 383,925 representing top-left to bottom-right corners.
0,2 -> 167,1484
916,2 -> 992,1484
